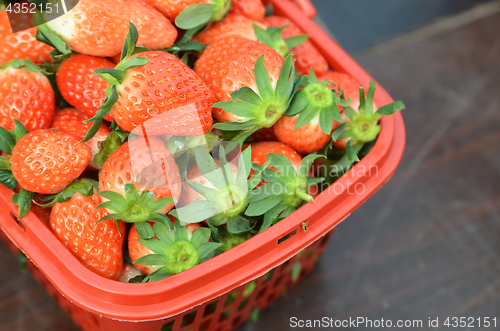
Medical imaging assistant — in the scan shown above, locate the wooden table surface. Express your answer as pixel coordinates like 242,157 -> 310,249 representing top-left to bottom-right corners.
1,9 -> 500,331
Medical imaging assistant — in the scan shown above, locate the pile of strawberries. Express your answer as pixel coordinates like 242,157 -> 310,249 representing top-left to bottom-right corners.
0,0 -> 404,282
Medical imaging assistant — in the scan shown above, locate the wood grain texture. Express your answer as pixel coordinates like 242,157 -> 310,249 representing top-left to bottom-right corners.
1,11 -> 500,331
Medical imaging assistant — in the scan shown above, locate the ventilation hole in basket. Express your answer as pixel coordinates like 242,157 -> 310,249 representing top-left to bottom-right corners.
204,301 -> 218,317
306,248 -> 315,261
282,259 -> 291,268
224,290 -> 238,307
282,281 -> 291,296
9,210 -> 26,232
256,288 -> 266,300
219,309 -> 231,321
181,310 -> 198,327
238,299 -> 249,312
273,276 -> 283,287
262,269 -> 275,284
278,229 -> 297,245
232,315 -> 243,328
199,320 -> 211,331
161,320 -> 175,331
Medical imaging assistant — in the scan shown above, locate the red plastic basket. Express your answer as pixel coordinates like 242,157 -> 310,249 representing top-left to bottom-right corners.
0,1 -> 406,331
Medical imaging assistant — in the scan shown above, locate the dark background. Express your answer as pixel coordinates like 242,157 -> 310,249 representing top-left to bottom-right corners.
311,0 -> 491,51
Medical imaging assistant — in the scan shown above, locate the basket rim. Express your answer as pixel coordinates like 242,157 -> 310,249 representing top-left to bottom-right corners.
0,0 -> 407,322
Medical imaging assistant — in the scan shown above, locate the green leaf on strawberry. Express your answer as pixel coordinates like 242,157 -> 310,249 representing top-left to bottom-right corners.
175,0 -> 231,30
246,153 -> 324,232
212,53 -> 297,146
286,69 -> 349,135
253,24 -> 308,59
135,222 -> 222,282
34,178 -> 99,207
97,184 -> 175,226
330,80 -> 405,156
174,145 -> 258,230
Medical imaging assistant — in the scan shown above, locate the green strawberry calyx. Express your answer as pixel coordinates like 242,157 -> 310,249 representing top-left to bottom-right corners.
82,23 -> 150,142
331,80 -> 405,161
96,184 -> 175,226
285,69 -> 350,135
34,178 -> 99,207
172,145 -> 266,234
175,0 -> 231,30
245,153 -> 325,233
93,127 -> 129,168
215,225 -> 250,253
133,221 -> 222,282
212,54 -> 298,146
253,24 -> 308,59
0,59 -> 47,74
0,120 -> 36,219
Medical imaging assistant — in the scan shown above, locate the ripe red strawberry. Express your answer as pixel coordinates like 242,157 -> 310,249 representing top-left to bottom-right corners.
245,141 -> 322,231
40,0 -> 177,57
249,141 -> 302,170
10,129 -> 91,194
144,0 -> 230,27
229,0 -> 265,21
86,25 -> 216,139
318,71 -> 377,149
319,71 -> 374,112
56,54 -> 115,122
0,10 -> 53,64
50,108 -> 112,169
98,136 -> 182,223
193,13 -> 265,44
50,190 -> 125,280
0,59 -> 55,131
264,16 -> 328,76
273,114 -> 341,154
195,35 -> 297,144
272,71 -> 347,153
128,219 -> 201,275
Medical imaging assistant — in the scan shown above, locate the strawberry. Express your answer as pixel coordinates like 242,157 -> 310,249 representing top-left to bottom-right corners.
328,81 -> 405,161
174,144 -> 262,231
264,16 -> 329,76
272,70 -> 347,154
98,136 -> 182,224
129,221 -> 221,281
38,0 -> 177,57
50,108 -> 112,170
0,10 -> 53,64
245,141 -> 323,232
84,24 -> 215,140
273,115 -> 341,154
319,71 -> 375,150
56,54 -> 115,122
229,0 -> 265,22
0,121 -> 92,218
193,13 -> 265,44
0,59 -> 55,131
118,264 -> 143,283
128,219 -> 201,275
10,129 -> 91,194
49,183 -> 125,280
249,141 -> 302,170
194,35 -> 297,144
144,0 -> 230,29
319,71 -> 373,112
